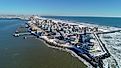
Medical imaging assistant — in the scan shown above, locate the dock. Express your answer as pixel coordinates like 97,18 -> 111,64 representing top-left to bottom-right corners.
13,32 -> 31,37
14,16 -> 112,68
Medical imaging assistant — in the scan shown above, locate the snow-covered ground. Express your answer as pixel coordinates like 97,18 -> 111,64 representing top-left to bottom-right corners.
42,17 -> 121,68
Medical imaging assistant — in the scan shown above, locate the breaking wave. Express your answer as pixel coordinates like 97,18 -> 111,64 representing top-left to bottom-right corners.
100,31 -> 121,68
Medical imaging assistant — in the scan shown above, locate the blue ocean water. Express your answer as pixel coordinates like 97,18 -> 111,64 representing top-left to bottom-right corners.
43,16 -> 121,28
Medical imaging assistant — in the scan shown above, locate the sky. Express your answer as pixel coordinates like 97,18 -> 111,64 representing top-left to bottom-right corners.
0,0 -> 121,17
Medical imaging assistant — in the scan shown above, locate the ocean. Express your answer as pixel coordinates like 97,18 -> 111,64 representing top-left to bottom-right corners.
0,16 -> 121,68
43,16 -> 121,27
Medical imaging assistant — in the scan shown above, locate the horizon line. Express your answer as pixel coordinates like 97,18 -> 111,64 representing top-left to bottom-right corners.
0,14 -> 121,18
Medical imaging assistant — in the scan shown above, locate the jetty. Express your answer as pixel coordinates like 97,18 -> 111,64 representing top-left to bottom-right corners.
14,16 -> 113,68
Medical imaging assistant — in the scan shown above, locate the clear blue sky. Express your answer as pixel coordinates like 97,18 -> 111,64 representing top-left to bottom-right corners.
0,0 -> 121,17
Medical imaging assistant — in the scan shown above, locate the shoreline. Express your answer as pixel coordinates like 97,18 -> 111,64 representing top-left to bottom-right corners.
27,17 -> 109,67
14,16 -> 117,68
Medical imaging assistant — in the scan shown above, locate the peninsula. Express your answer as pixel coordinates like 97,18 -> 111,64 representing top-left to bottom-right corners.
14,16 -> 115,68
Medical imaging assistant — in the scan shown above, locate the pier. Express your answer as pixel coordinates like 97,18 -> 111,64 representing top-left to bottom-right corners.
14,16 -> 112,68
13,32 -> 31,37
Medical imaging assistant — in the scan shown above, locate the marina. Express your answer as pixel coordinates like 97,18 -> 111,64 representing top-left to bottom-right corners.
13,16 -> 118,68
